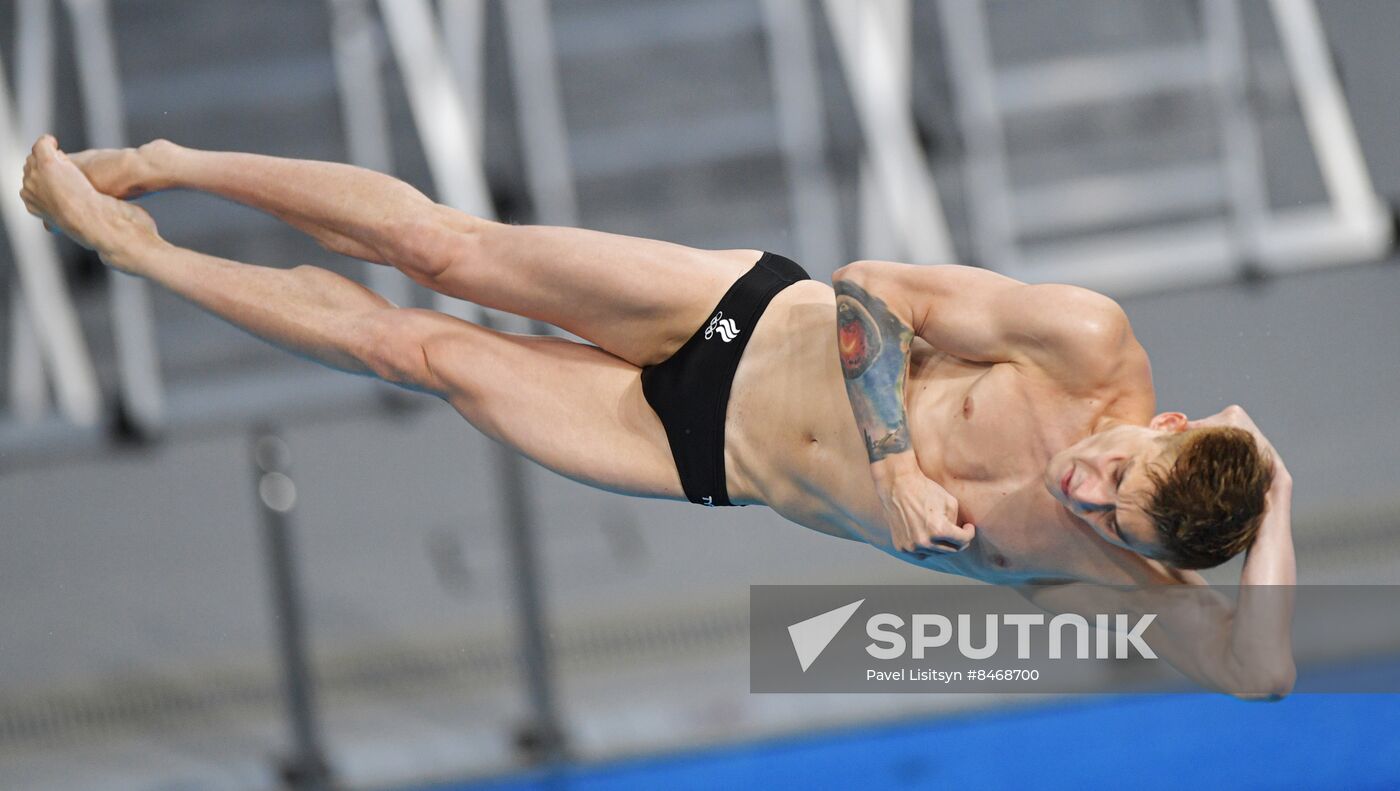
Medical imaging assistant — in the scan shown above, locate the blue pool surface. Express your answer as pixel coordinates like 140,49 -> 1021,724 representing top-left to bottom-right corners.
425,691 -> 1400,791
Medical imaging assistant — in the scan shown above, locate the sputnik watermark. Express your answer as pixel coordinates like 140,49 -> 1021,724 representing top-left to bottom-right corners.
790,600 -> 1156,672
757,584 -> 1400,694
752,585 -> 1174,693
864,611 -> 1157,661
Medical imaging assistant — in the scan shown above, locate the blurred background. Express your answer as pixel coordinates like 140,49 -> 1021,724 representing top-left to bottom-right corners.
1,0 -> 1398,789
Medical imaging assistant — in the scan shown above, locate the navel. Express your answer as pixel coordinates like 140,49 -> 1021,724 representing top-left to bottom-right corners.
962,396 -> 974,419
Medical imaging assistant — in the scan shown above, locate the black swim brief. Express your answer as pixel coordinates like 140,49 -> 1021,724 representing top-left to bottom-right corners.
641,251 -> 811,507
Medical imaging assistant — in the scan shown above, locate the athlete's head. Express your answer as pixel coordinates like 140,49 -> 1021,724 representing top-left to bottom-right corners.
1044,412 -> 1274,569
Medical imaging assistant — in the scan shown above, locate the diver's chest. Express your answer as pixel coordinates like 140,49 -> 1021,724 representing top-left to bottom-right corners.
910,366 -> 1046,482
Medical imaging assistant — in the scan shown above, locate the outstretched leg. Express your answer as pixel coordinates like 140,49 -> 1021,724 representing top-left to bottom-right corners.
72,142 -> 761,367
26,136 -> 682,498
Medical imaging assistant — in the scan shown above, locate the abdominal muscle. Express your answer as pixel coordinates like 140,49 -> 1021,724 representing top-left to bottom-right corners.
721,285 -> 951,538
719,281 -> 1069,584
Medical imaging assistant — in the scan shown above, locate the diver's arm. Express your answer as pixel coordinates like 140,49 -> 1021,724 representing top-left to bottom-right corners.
1018,562 -> 1296,700
1220,411 -> 1293,694
1192,405 -> 1297,588
1228,475 -> 1296,695
831,261 -> 1138,383
829,269 -> 974,555
1203,406 -> 1297,691
1239,478 -> 1295,585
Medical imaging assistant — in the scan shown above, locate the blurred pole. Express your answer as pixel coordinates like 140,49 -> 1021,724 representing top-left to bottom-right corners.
487,312 -> 569,764
500,0 -> 579,341
65,0 -> 166,436
326,0 -> 415,310
383,0 -> 568,763
252,430 -> 335,791
1204,0 -> 1270,277
1270,0 -> 1390,239
0,41 -> 102,426
8,0 -> 54,423
760,0 -> 845,278
441,0 -> 488,159
376,0 -> 491,320
824,0 -> 953,265
936,0 -> 1016,270
501,0 -> 579,228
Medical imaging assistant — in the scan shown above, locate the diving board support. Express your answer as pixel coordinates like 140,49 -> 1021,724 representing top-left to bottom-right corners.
65,0 -> 166,436
377,0 -> 493,319
0,25 -> 102,426
327,0 -> 416,309
824,0 -> 955,266
761,0 -> 846,278
379,0 -> 569,763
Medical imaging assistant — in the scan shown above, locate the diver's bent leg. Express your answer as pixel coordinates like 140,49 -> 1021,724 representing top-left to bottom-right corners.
391,308 -> 685,498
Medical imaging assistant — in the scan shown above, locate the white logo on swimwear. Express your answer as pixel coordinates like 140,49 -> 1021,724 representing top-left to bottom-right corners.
704,311 -> 740,343
702,496 -> 715,507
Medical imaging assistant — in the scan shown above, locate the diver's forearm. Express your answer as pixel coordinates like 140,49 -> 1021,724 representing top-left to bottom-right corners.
832,275 -> 917,476
1223,479 -> 1296,697
148,143 -> 434,262
1239,475 -> 1296,586
106,236 -> 391,375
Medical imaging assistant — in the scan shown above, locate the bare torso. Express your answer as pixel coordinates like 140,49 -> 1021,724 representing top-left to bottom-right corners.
723,280 -> 1160,585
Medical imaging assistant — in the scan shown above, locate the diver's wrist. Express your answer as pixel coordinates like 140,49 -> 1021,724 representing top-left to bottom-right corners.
870,452 -> 922,486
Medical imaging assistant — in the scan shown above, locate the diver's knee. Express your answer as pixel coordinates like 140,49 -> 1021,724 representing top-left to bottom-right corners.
382,206 -> 487,285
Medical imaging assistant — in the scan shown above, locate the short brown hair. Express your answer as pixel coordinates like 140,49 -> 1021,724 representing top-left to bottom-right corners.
1141,427 -> 1274,570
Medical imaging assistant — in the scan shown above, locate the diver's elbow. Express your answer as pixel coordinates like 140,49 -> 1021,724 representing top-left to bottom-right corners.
1229,663 -> 1296,702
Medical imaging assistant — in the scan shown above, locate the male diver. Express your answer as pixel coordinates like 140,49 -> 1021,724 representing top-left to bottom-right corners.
20,136 -> 1295,697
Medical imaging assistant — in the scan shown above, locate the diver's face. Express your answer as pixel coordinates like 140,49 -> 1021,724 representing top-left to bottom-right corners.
1044,416 -> 1185,556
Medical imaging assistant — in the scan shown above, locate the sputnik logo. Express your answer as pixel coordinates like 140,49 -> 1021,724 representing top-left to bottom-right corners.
787,599 -> 864,672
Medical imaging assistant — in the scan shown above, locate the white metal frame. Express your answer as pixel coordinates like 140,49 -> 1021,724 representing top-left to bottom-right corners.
501,0 -> 579,229
372,1 -> 567,761
1266,0 -> 1391,270
3,0 -> 162,431
327,0 -> 415,310
760,0 -> 845,277
824,0 -> 955,265
7,0 -> 56,423
0,4 -> 102,426
376,0 -> 494,320
938,0 -> 1392,294
65,0 -> 165,433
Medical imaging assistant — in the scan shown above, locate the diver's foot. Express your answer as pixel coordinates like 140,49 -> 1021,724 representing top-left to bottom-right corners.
68,138 -> 176,199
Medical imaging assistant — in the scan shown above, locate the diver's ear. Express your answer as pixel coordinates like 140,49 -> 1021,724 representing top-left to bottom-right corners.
1149,412 -> 1188,432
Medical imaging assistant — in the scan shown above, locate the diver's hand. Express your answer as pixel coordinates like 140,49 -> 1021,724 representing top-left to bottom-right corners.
1188,404 -> 1290,485
874,461 -> 976,558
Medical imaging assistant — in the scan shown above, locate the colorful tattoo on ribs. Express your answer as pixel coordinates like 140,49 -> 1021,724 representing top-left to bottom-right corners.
834,280 -> 914,461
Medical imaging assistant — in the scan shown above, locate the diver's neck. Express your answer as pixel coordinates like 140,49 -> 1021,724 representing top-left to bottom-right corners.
1090,414 -> 1131,434
1088,407 -> 1152,435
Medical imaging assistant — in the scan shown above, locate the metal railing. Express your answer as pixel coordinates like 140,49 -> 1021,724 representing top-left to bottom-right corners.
0,0 -> 102,427
825,0 -> 956,265
368,0 -> 569,763
937,0 -> 1393,292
